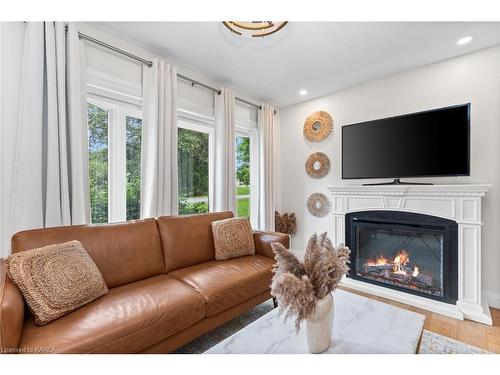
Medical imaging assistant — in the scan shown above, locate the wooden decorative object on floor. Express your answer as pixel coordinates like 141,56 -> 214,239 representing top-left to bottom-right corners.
275,211 -> 297,235
303,111 -> 333,142
307,193 -> 330,217
305,152 -> 330,178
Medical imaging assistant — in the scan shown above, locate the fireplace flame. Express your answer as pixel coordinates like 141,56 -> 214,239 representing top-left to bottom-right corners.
365,254 -> 388,267
362,250 -> 431,289
392,250 -> 410,275
366,250 -> 422,278
375,255 -> 388,265
412,266 -> 420,277
393,250 -> 410,265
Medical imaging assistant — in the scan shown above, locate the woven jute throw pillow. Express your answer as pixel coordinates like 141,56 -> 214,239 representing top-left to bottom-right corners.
6,240 -> 108,325
211,218 -> 255,260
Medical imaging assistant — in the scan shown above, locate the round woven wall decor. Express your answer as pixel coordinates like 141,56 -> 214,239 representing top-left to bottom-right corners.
305,152 -> 330,179
303,111 -> 333,142
307,193 -> 330,217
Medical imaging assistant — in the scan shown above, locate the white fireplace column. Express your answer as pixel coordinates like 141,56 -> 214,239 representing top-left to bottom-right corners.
328,184 -> 492,325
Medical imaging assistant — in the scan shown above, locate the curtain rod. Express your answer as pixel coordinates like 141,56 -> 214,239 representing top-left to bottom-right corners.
177,74 -> 221,95
78,31 -> 153,67
76,30 -> 277,114
235,97 -> 278,115
236,97 -> 261,110
77,32 -> 220,95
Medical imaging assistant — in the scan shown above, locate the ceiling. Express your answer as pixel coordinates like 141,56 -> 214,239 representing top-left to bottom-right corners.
93,22 -> 500,108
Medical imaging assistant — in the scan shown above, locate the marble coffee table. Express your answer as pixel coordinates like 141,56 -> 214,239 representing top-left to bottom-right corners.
205,289 -> 425,354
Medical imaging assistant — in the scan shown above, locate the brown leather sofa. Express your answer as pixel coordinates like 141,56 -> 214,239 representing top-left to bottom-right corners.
0,211 -> 289,354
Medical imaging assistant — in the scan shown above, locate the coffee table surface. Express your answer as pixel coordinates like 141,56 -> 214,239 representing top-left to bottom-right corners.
205,289 -> 425,354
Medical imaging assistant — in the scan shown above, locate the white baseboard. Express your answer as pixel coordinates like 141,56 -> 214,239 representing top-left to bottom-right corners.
484,290 -> 500,309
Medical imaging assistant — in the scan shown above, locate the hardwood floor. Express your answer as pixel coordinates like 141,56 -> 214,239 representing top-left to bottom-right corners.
340,286 -> 500,353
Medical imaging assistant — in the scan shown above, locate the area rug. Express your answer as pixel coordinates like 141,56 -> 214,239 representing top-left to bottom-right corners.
172,300 -> 274,354
418,330 -> 492,354
173,299 -> 491,354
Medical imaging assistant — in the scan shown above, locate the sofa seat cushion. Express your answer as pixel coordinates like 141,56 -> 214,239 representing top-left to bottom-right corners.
19,275 -> 206,353
168,255 -> 274,317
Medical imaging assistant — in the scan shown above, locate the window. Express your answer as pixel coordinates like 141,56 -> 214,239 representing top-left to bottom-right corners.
235,128 -> 258,227
88,103 -> 109,223
177,118 -> 214,215
125,116 -> 142,220
87,98 -> 142,223
235,135 -> 250,218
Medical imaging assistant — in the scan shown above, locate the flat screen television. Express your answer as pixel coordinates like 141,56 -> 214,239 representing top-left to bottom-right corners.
341,104 -> 470,182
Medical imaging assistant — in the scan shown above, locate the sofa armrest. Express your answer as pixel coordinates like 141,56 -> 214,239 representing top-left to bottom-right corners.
253,231 -> 290,260
0,259 -> 25,353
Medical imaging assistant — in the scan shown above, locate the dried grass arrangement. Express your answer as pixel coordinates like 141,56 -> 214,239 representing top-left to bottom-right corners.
275,211 -> 297,235
271,233 -> 350,332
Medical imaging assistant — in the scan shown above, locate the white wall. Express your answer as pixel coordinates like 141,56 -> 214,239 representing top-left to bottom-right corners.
278,46 -> 500,308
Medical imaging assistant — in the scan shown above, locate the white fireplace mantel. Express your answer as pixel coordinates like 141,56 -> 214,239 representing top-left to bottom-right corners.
328,184 -> 492,325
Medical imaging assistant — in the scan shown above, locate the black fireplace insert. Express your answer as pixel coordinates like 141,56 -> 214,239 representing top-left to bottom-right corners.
345,211 -> 458,304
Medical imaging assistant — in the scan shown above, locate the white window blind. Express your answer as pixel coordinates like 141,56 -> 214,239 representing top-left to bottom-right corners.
84,43 -> 143,106
177,79 -> 215,119
235,102 -> 258,130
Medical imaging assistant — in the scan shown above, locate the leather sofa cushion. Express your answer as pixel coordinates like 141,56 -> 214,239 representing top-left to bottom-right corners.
19,275 -> 206,353
157,211 -> 233,272
11,219 -> 165,288
168,255 -> 274,316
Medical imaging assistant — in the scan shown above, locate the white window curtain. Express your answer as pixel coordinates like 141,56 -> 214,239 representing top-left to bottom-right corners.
5,22 -> 89,246
214,88 -> 236,213
259,104 -> 278,230
140,59 -> 178,218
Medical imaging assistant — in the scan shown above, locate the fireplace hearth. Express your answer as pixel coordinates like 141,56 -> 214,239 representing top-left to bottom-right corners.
345,211 -> 458,304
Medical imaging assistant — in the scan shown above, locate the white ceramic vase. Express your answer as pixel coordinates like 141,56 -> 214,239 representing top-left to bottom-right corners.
306,293 -> 334,353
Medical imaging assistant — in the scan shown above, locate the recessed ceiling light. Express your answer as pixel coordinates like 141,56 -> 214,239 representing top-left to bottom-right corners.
456,35 -> 474,46
299,89 -> 308,96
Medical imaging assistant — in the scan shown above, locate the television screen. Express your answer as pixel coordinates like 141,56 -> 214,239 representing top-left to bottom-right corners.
341,104 -> 470,180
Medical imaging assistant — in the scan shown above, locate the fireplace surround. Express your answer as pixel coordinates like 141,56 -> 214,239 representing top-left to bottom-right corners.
328,184 -> 491,325
345,210 -> 458,304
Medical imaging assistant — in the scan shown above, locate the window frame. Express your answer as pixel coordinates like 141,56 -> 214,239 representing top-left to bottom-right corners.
87,95 -> 143,223
177,111 -> 215,213
235,125 -> 259,228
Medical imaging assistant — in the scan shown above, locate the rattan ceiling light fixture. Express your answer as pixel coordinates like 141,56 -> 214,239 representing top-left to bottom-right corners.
222,21 -> 288,38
